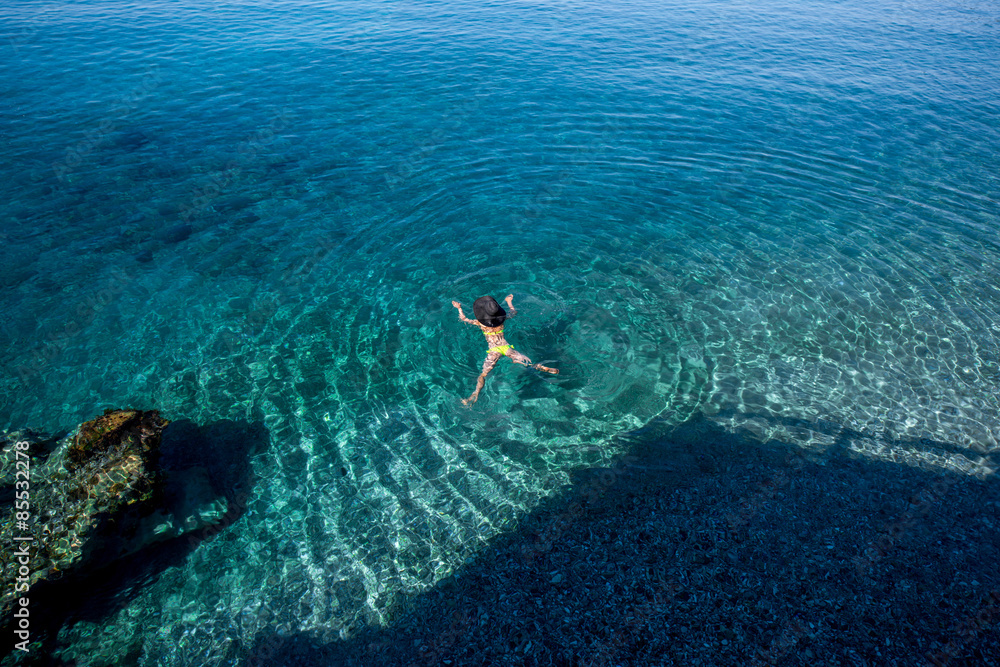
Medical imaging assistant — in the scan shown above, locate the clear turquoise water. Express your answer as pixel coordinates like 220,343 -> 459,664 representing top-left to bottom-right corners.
2,0 -> 999,661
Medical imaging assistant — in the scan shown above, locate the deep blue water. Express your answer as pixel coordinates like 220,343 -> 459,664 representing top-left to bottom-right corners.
2,0 -> 999,662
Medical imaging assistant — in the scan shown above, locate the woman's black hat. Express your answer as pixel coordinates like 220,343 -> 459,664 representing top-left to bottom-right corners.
473,296 -> 506,328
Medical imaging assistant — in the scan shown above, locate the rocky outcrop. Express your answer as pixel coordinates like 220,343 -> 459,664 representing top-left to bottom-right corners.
0,409 -> 231,637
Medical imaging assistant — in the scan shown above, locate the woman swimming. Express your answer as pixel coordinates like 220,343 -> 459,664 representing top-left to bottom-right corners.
451,294 -> 558,405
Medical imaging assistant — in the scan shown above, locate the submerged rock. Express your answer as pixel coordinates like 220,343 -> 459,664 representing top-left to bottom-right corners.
0,409 -> 230,636
114,129 -> 151,151
156,222 -> 193,244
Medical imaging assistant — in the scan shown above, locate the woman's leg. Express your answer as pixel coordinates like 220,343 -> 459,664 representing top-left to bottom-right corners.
509,349 -> 558,375
464,353 -> 500,405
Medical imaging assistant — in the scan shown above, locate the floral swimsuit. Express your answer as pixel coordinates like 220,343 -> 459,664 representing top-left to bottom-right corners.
480,326 -> 533,372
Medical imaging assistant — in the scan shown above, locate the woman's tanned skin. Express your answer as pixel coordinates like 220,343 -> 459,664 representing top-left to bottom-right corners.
452,294 -> 557,405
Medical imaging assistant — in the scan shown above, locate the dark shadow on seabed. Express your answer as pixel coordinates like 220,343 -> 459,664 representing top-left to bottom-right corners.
246,412 -> 999,667
0,417 -> 269,667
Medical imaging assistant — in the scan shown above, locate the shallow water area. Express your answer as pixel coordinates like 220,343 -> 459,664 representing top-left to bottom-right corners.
1,0 -> 999,662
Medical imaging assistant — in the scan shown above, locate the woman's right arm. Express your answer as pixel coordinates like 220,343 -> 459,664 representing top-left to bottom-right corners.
452,301 -> 480,325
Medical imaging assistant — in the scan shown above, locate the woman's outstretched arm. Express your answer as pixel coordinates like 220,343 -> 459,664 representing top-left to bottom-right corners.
504,294 -> 517,317
452,300 -> 482,326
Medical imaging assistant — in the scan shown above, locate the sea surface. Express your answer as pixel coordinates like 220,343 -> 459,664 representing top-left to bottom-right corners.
1,0 -> 999,662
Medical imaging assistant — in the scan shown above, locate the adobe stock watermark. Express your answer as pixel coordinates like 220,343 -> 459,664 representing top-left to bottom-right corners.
925,589 -> 1000,666
510,116 -> 626,231
13,267 -> 133,390
519,453 -> 640,565
175,108 -> 292,224
10,439 -> 35,654
396,453 -> 649,665
210,232 -> 342,359
736,433 -> 997,665
382,86 -> 486,193
853,453 -> 995,577
183,487 -> 252,551
7,19 -> 40,59
244,626 -> 285,667
51,65 -> 162,183
581,569 -> 679,667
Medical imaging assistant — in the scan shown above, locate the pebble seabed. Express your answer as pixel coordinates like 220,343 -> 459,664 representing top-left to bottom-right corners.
236,417 -> 1000,666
